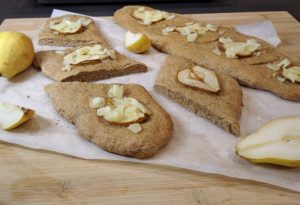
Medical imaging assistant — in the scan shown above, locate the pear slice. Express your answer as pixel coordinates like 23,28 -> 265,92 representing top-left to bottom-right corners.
49,19 -> 84,35
62,45 -> 116,71
219,38 -> 261,58
90,85 -> 152,126
0,102 -> 35,130
132,7 -> 165,25
97,104 -> 148,126
96,97 -> 151,126
49,17 -> 91,35
236,117 -> 300,167
132,7 -> 174,25
282,66 -> 300,83
177,66 -> 220,93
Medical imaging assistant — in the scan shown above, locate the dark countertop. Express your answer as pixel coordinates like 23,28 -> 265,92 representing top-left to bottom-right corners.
1,0 -> 299,24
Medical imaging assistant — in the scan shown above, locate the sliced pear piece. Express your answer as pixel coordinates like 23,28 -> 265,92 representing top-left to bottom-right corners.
282,66 -> 300,83
266,63 -> 281,71
96,104 -> 147,126
266,58 -> 291,72
162,26 -> 176,35
50,18 -> 83,34
90,84 -> 152,126
0,102 -> 35,130
96,97 -> 151,126
278,58 -> 291,68
236,116 -> 300,167
173,23 -> 218,42
177,66 -> 220,93
49,17 -> 91,35
133,7 -> 164,24
63,44 -> 116,71
219,38 -> 261,58
132,7 -> 173,25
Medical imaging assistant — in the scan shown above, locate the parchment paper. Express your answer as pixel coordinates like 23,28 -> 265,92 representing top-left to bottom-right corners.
0,9 -> 299,192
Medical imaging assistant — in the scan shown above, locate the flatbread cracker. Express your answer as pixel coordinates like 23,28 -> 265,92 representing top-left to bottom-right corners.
155,56 -> 242,136
114,6 -> 300,101
45,82 -> 173,158
39,15 -> 106,47
34,50 -> 147,82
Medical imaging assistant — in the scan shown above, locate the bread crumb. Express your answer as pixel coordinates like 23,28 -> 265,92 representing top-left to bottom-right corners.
127,123 -> 142,134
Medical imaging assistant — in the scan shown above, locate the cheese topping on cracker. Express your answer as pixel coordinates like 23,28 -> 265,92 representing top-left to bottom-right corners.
218,38 -> 262,58
49,17 -> 92,34
266,58 -> 300,83
89,85 -> 152,133
132,7 -> 175,25
63,44 -> 116,71
162,23 -> 218,42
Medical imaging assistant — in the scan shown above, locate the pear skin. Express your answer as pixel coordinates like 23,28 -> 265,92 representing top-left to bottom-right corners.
0,102 -> 35,130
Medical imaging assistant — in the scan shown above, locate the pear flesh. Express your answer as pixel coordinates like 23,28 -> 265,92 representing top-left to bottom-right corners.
236,116 -> 300,167
0,102 -> 35,130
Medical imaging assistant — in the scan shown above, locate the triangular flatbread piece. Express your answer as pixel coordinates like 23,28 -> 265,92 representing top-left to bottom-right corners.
45,82 -> 173,158
36,14 -> 147,82
39,15 -> 106,47
34,50 -> 147,82
155,56 -> 242,136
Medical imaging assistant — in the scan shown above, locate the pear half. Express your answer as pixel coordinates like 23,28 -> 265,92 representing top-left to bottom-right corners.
0,102 -> 35,130
236,117 -> 300,167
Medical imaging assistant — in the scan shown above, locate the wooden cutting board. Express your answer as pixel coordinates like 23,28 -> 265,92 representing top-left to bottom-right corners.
1,11 -> 300,204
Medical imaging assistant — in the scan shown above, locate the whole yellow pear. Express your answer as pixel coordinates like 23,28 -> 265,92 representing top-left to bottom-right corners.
0,32 -> 34,79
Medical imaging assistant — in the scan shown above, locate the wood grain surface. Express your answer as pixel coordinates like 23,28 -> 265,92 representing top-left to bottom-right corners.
1,11 -> 300,204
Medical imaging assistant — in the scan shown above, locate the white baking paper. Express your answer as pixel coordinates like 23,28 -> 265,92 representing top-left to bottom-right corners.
1,9 -> 299,192
234,21 -> 281,46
